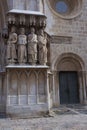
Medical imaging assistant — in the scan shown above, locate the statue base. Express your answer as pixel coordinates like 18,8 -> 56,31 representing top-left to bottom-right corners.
6,65 -> 51,118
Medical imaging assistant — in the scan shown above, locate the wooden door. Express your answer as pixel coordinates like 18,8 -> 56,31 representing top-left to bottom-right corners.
59,71 -> 79,104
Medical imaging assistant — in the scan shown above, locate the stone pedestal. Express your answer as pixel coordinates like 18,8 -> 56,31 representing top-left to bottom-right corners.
4,9 -> 51,118
6,65 -> 50,117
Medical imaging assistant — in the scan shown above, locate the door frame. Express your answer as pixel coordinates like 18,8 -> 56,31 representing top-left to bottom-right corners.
57,71 -> 85,106
52,53 -> 86,107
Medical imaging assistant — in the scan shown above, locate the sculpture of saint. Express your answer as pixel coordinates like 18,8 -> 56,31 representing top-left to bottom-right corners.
18,28 -> 27,64
37,29 -> 47,65
28,27 -> 38,65
7,26 -> 17,64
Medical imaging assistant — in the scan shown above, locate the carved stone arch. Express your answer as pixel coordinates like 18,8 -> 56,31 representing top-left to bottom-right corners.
18,70 -> 28,78
53,53 -> 85,71
38,70 -> 45,76
29,70 -> 37,78
20,70 -> 27,79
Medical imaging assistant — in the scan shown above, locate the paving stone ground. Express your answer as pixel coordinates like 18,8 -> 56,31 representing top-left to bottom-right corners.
0,105 -> 87,130
0,114 -> 87,130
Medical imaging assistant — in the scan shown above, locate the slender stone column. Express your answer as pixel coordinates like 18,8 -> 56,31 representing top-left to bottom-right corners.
52,71 -> 55,101
27,73 -> 30,105
78,71 -> 84,104
47,70 -> 50,111
6,69 -> 10,106
84,71 -> 87,104
17,73 -> 21,105
82,71 -> 87,104
52,70 -> 60,107
36,72 -> 39,104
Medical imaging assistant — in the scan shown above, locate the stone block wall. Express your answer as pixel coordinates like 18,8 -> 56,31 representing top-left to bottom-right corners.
43,0 -> 87,106
44,0 -> 87,71
6,67 -> 50,117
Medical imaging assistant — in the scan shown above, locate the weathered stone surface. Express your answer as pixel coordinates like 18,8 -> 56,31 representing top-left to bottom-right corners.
7,26 -> 17,64
28,27 -> 38,65
0,0 -> 87,118
18,28 -> 27,64
38,29 -> 48,65
0,112 -> 87,130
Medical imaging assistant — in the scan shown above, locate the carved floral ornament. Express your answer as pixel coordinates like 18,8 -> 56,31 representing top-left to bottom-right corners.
47,0 -> 82,19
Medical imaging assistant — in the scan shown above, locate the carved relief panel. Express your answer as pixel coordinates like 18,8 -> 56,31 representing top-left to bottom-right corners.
8,69 -> 47,105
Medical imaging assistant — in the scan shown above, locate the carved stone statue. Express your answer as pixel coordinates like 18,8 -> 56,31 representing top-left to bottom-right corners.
18,28 -> 27,64
28,27 -> 38,65
7,26 -> 17,64
38,29 -> 47,65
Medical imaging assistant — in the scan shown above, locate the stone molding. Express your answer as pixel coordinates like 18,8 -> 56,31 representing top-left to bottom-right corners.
51,35 -> 72,44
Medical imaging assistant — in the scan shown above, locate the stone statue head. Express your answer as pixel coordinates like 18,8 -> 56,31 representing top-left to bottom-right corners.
39,28 -> 44,36
11,26 -> 16,33
20,27 -> 25,34
30,27 -> 35,34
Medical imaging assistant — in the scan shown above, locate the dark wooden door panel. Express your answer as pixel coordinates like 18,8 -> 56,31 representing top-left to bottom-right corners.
68,72 -> 79,104
59,71 -> 79,104
59,72 -> 69,104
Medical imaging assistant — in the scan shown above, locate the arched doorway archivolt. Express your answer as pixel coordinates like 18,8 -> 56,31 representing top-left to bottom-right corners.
54,53 -> 85,72
53,53 -> 86,106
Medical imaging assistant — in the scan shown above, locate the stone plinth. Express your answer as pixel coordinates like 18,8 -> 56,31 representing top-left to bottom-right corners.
6,65 -> 50,118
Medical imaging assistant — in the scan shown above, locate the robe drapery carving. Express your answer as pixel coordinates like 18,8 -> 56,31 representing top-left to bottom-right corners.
5,10 -> 50,66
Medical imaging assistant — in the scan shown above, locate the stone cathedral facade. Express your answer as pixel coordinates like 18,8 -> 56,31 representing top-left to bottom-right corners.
0,0 -> 87,117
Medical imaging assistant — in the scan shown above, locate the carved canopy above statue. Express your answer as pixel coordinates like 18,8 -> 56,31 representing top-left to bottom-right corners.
7,9 -> 46,27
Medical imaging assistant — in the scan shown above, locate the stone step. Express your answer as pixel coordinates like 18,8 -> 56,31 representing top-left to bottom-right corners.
52,104 -> 87,115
